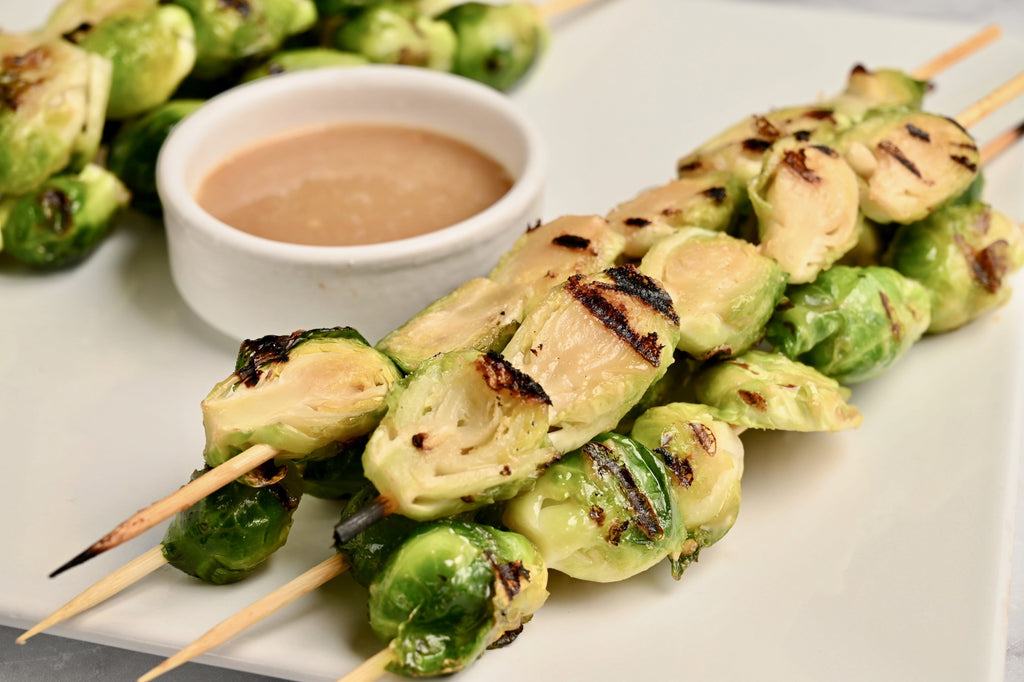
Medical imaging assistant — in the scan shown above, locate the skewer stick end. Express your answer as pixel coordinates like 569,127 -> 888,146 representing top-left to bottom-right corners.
49,545 -> 102,579
333,496 -> 391,546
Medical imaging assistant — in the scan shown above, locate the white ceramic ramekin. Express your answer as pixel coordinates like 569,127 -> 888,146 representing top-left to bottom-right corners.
157,65 -> 545,343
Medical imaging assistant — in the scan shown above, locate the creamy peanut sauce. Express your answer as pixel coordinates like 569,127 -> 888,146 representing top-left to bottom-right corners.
195,123 -> 513,246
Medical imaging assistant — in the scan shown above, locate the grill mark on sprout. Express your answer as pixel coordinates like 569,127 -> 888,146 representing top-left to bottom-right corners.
905,123 -> 931,142
584,441 -> 664,541
703,186 -> 728,204
500,465 -> 512,476
606,519 -> 629,546
954,141 -> 980,151
688,422 -> 718,456
589,505 -> 606,525
656,447 -> 694,488
738,389 -> 767,411
411,433 -> 427,449
526,218 -> 542,232
551,234 -> 593,251
1,48 -> 49,111
782,149 -> 822,184
794,130 -> 812,141
878,291 -> 903,341
476,352 -> 551,405
236,331 -> 304,386
605,265 -> 678,322
677,160 -> 703,173
810,144 -> 838,158
39,188 -> 74,235
804,109 -> 837,122
624,217 -> 651,228
742,138 -> 772,152
268,477 -> 302,511
954,233 -> 1009,293
488,625 -> 524,650
485,552 -> 530,600
878,140 -> 923,179
753,116 -> 782,140
950,154 -> 978,173
61,22 -> 92,43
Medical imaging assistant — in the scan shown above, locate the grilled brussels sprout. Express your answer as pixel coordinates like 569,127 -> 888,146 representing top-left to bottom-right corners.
640,227 -> 787,359
106,99 -> 203,216
502,265 -> 681,453
830,65 -> 927,120
240,47 -> 367,81
838,109 -> 979,224
438,2 -> 548,91
368,521 -> 548,677
631,402 -> 744,577
766,265 -> 931,383
488,215 -> 626,308
0,35 -> 111,195
202,328 -> 401,470
694,350 -> 863,432
334,483 -> 419,587
173,0 -> 318,79
750,139 -> 860,283
606,172 -> 748,258
161,466 -> 302,584
838,214 -> 892,267
363,350 -> 555,520
299,436 -> 367,500
0,164 -> 129,268
883,202 -> 1024,332
59,2 -> 196,119
333,3 -> 456,70
503,432 -> 682,582
376,277 -> 527,373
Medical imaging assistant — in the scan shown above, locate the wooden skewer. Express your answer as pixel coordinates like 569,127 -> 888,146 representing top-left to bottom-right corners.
911,24 -> 1002,81
538,0 -> 606,19
17,545 -> 167,644
49,443 -> 280,578
956,70 -> 1024,129
979,119 -> 1024,164
336,647 -> 394,682
137,553 -> 350,682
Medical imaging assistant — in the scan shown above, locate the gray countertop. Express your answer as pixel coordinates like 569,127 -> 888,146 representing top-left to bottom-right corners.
3,1 -> 1024,680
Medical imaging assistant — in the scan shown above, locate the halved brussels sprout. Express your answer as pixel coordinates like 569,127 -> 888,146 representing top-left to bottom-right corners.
161,465 -> 302,584
693,350 -> 863,432
488,214 -> 625,308
0,35 -> 111,195
883,201 -> 1024,332
334,482 -> 420,587
438,2 -> 548,91
106,99 -> 203,216
838,109 -> 979,224
631,402 -> 744,577
173,0 -> 318,79
0,163 -> 129,268
503,432 -> 682,582
765,265 -> 931,384
61,3 -> 196,119
606,171 -> 748,258
202,327 -> 401,469
829,65 -> 927,120
640,227 -> 787,359
240,47 -> 367,81
362,350 -> 555,520
502,265 -> 681,453
333,3 -> 456,70
376,277 -> 527,373
751,139 -> 861,283
369,521 -> 547,677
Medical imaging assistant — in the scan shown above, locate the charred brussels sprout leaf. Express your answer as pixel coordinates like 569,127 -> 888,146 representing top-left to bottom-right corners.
502,266 -> 681,453
0,164 -> 129,268
173,0 -> 318,79
766,265 -> 931,383
334,483 -> 419,587
70,3 -> 197,119
240,47 -> 367,81
203,327 -> 400,468
694,350 -> 863,432
883,202 -> 1024,333
369,521 -> 547,677
631,402 -> 744,577
362,350 -> 554,520
333,3 -> 456,70
376,277 -> 527,373
161,466 -> 302,584
0,35 -> 111,195
503,432 -> 683,582
750,139 -> 861,284
640,227 -> 787,359
106,99 -> 203,216
439,2 -> 548,91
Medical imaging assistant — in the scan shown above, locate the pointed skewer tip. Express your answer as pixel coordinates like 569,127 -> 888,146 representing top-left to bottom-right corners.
49,546 -> 101,578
